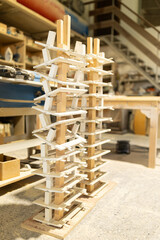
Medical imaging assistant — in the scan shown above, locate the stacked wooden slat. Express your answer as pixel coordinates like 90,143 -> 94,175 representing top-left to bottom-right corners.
79,37 -> 114,195
31,15 -> 91,228
30,14 -> 114,228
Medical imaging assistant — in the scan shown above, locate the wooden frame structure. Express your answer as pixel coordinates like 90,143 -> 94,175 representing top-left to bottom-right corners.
22,15 -> 116,238
76,37 -> 114,195
31,15 -> 89,228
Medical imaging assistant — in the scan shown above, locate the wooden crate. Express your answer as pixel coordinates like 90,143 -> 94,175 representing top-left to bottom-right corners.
0,154 -> 20,180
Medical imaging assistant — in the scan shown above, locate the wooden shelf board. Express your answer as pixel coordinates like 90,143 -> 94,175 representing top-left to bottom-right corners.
0,107 -> 38,117
84,150 -> 111,160
22,181 -> 116,239
81,160 -> 108,173
0,168 -> 37,188
85,138 -> 110,148
33,202 -> 83,228
36,176 -> 84,193
25,61 -> 35,68
84,171 -> 108,186
34,188 -> 84,210
0,0 -> 56,39
0,138 -> 42,154
0,0 -> 86,40
34,163 -> 78,178
0,76 -> 56,88
0,59 -> 24,67
26,44 -> 42,52
0,31 -> 24,44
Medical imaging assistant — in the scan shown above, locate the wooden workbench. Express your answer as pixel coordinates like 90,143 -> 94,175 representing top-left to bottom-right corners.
104,96 -> 160,168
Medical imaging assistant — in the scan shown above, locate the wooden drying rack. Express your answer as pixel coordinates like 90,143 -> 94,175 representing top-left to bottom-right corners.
22,15 -> 116,239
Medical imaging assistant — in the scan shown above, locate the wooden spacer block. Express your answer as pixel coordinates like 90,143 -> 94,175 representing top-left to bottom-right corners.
39,114 -> 51,128
46,176 -> 53,189
74,41 -> 82,53
71,98 -> 79,109
45,192 -> 52,205
49,64 -> 58,78
81,97 -> 87,108
74,70 -> 84,82
43,80 -> 51,94
45,208 -> 52,222
72,122 -> 80,134
46,31 -> 56,46
43,161 -> 51,174
42,48 -> 51,63
41,143 -> 48,158
80,122 -> 86,133
44,97 -> 53,111
46,128 -> 56,142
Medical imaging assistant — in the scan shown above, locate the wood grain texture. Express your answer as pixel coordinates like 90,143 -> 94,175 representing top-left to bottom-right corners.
22,181 -> 116,239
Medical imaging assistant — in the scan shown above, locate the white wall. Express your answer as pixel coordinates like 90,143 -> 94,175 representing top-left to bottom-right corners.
101,45 -> 135,75
121,0 -> 139,22
119,0 -> 159,74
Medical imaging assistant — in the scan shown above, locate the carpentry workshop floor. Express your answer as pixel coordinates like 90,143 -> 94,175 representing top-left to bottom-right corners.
1,141 -> 160,240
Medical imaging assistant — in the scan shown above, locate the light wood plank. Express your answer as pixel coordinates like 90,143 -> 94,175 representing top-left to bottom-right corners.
148,108 -> 158,168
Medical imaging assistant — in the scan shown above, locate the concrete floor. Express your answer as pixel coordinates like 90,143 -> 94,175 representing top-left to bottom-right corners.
1,144 -> 160,240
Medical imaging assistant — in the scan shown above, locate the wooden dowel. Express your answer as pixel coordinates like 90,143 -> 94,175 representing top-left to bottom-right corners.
94,38 -> 100,54
57,19 -> 63,48
54,16 -> 68,221
87,37 -> 93,54
63,15 -> 71,49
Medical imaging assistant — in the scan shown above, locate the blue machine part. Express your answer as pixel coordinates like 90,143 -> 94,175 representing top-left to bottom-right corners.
0,82 -> 43,108
33,72 -> 41,82
65,9 -> 88,36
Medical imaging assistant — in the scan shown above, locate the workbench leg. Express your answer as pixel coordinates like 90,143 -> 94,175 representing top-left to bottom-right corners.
26,115 -> 36,159
148,108 -> 158,168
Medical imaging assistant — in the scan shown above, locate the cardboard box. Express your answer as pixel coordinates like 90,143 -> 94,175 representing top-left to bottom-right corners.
133,110 -> 146,135
0,22 -> 7,33
0,154 -> 20,181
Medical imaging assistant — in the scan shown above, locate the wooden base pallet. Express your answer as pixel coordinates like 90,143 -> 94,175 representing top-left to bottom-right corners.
85,180 -> 110,197
0,168 -> 37,188
22,181 -> 116,240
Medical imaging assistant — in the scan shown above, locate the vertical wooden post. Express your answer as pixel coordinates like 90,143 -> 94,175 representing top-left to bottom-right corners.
87,37 -> 92,55
111,62 -> 116,89
54,16 -> 70,221
94,38 -> 100,55
33,15 -> 108,230
63,15 -> 71,50
148,108 -> 158,168
86,38 -> 100,193
57,20 -> 63,48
